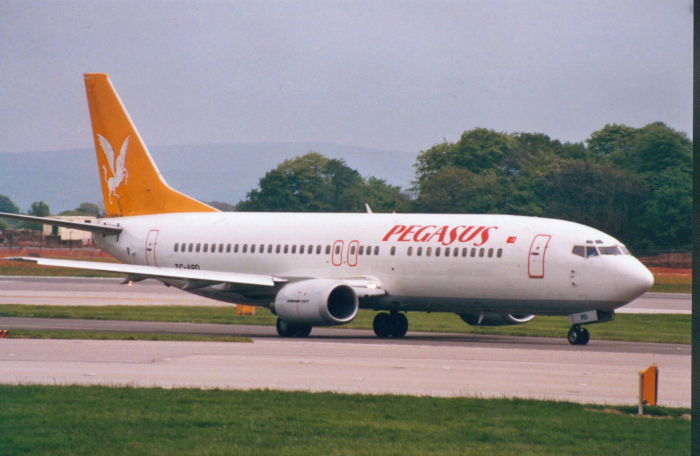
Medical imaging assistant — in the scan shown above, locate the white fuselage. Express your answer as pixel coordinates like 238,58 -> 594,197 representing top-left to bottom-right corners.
94,212 -> 653,316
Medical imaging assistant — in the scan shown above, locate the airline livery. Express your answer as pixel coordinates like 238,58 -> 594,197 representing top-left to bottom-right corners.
0,74 -> 654,345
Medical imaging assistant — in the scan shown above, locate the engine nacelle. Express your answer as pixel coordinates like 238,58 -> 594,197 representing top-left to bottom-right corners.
458,312 -> 536,327
270,279 -> 359,326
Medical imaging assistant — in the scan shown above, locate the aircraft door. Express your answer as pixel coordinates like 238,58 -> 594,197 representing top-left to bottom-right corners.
332,240 -> 344,266
528,234 -> 551,278
347,240 -> 359,267
145,230 -> 159,266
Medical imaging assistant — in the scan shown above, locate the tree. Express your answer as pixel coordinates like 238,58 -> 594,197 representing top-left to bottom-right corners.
414,167 -> 503,214
59,202 -> 104,217
0,194 -> 20,214
630,122 -> 692,175
237,152 -> 411,213
24,201 -> 51,231
207,201 -> 236,212
586,123 -> 637,160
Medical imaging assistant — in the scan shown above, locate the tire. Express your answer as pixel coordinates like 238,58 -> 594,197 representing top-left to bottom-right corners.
294,325 -> 313,338
276,318 -> 294,338
389,313 -> 409,338
567,327 -> 579,345
373,313 -> 392,338
578,327 -> 590,345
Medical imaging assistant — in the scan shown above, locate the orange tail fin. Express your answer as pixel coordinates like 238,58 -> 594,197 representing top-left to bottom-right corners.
84,73 -> 218,217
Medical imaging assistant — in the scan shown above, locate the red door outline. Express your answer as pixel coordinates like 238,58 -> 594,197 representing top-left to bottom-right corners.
332,240 -> 344,266
347,240 -> 359,267
528,234 -> 551,278
145,230 -> 159,266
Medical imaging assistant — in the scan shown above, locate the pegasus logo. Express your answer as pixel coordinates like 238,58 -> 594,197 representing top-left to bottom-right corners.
97,134 -> 130,203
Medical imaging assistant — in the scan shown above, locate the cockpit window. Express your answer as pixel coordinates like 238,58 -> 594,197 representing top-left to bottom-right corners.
572,246 -> 585,258
620,246 -> 630,255
586,246 -> 599,258
599,246 -> 621,255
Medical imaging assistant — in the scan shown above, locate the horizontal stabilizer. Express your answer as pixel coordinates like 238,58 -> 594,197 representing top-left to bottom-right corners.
0,212 -> 122,235
4,257 -> 285,288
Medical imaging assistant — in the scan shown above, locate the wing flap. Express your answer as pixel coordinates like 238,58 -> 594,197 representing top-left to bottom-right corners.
5,257 -> 285,288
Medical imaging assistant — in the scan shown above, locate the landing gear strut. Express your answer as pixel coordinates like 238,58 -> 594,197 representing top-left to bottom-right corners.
373,312 -> 409,338
276,318 -> 312,338
567,325 -> 590,346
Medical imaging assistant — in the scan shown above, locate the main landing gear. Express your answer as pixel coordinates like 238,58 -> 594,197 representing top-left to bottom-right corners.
373,311 -> 409,338
276,318 -> 312,338
567,325 -> 590,346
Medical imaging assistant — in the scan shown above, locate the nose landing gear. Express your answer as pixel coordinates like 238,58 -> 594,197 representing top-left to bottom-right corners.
373,311 -> 409,338
567,325 -> 590,345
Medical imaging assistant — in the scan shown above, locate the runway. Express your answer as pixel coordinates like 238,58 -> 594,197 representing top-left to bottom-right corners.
0,276 -> 691,407
0,276 -> 692,314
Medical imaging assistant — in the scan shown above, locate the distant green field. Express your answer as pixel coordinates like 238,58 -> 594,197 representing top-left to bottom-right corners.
0,385 -> 690,455
0,305 -> 690,344
7,329 -> 251,343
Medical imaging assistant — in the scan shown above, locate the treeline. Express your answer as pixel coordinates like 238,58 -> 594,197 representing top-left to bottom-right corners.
1,121 -> 691,250
234,122 -> 691,250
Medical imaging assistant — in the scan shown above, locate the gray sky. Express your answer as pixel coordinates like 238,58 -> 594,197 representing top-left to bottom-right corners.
0,0 -> 692,154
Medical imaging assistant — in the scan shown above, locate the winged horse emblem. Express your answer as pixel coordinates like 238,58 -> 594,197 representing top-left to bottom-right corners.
97,134 -> 130,204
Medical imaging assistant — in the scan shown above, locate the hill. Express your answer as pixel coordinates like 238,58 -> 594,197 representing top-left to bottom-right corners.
0,143 -> 417,213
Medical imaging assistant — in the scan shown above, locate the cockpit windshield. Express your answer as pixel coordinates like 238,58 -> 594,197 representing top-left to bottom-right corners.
572,243 -> 630,258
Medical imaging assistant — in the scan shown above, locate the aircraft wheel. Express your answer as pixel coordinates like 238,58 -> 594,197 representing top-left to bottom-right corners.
567,326 -> 580,345
389,312 -> 409,338
373,313 -> 392,338
578,327 -> 590,345
276,318 -> 295,338
294,325 -> 313,338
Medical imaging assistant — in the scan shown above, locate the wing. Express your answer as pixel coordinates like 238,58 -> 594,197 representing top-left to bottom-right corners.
97,134 -> 115,174
4,257 -> 286,289
0,212 -> 121,235
118,135 -> 130,166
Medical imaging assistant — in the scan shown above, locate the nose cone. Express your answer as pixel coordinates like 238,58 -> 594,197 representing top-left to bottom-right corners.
615,258 -> 654,302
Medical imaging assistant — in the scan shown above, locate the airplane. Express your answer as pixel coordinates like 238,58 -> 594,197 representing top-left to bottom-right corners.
0,73 -> 654,345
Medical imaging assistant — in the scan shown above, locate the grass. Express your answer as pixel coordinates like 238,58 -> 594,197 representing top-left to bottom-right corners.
650,274 -> 692,294
5,329 -> 251,343
0,385 -> 690,455
0,305 -> 691,344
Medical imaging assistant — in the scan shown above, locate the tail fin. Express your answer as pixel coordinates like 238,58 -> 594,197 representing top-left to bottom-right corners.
83,73 -> 218,217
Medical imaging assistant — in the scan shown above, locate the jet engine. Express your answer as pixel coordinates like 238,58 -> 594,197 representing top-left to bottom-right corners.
458,312 -> 536,326
270,279 -> 359,326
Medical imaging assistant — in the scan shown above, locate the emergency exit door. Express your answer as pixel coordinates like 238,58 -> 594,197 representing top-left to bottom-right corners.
145,230 -> 159,266
528,235 -> 551,278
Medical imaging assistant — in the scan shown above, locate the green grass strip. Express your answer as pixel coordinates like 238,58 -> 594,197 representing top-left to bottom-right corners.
0,305 -> 690,344
6,329 -> 251,343
0,385 -> 690,455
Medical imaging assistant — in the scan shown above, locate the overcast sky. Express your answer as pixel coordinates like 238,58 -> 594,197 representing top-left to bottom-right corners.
0,1 -> 692,154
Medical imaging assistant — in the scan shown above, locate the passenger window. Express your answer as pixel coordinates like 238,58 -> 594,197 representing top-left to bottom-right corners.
417,247 -> 422,256
226,244 -> 231,253
292,245 -> 297,254
479,248 -> 485,258
350,246 -> 356,255
196,243 -> 201,253
426,247 -> 432,257
462,248 -> 468,257
324,245 -> 330,255
366,246 -> 372,255
488,248 -> 493,258
586,246 -> 599,258
174,243 -> 179,252
268,245 -> 273,254
251,244 -> 256,254
390,246 -> 396,256
188,243 -> 193,252
300,245 -> 305,254
334,245 -> 341,255
243,244 -> 248,253
308,245 -> 313,254
234,244 -> 239,253
316,245 -> 321,254
219,244 -> 223,253
284,245 -> 289,254
359,246 -> 365,255
572,246 -> 585,258
471,248 -> 476,258
435,247 -> 441,257
497,248 -> 503,258
374,246 -> 379,255
276,245 -> 281,254
444,248 -> 450,257
203,244 -> 208,253
407,247 -> 413,256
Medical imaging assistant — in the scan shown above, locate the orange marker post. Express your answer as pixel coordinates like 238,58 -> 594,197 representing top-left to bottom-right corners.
236,305 -> 256,316
638,364 -> 658,415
